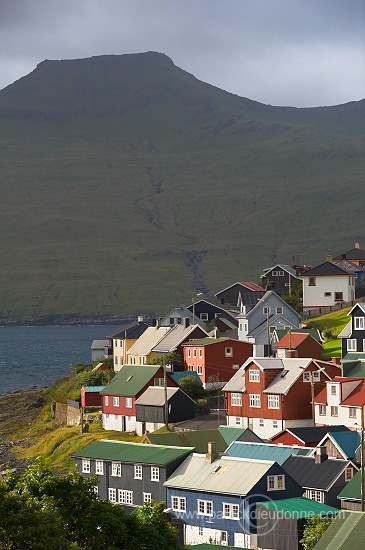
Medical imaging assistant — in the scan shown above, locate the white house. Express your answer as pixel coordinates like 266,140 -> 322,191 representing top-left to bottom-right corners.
302,260 -> 355,315
314,376 -> 365,430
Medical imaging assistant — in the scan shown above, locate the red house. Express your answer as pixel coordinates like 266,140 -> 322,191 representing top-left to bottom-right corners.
181,337 -> 253,389
80,386 -> 105,407
223,357 -> 341,439
274,332 -> 323,360
100,365 -> 178,434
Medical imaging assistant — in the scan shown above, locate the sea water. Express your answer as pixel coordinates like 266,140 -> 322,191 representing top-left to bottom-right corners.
0,325 -> 121,394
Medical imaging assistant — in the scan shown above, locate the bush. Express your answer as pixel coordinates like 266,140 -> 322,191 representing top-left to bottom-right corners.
179,376 -> 207,400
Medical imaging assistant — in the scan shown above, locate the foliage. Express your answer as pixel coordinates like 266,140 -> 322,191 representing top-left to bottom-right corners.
93,357 -> 114,369
178,375 -> 206,400
150,352 -> 183,370
43,366 -> 114,403
322,328 -> 334,340
300,515 -> 333,550
3,459 -> 179,550
282,282 -> 303,313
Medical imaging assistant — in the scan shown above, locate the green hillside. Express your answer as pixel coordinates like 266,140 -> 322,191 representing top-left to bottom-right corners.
0,52 -> 364,320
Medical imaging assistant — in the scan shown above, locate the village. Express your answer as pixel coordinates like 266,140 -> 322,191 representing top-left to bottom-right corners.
55,242 -> 365,550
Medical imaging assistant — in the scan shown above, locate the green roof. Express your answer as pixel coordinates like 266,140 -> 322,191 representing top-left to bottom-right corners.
342,360 -> 365,377
275,327 -> 322,342
258,497 -> 339,519
100,365 -> 161,396
181,337 -> 233,346
313,511 -> 365,550
72,440 -> 194,465
217,425 -> 252,446
338,470 -> 361,500
145,429 -> 228,453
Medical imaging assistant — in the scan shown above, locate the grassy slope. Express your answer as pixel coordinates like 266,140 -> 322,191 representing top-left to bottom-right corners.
0,53 -> 364,319
304,307 -> 351,359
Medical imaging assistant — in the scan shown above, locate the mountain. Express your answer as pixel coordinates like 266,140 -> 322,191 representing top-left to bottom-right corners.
0,52 -> 364,321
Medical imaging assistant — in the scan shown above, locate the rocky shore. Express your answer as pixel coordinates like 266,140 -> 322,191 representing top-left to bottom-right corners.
0,386 -> 49,474
0,313 -> 156,326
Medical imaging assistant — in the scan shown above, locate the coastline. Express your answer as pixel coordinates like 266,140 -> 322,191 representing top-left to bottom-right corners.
0,313 -> 155,327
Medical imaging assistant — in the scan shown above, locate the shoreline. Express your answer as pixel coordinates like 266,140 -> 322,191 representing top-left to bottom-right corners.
0,312 -> 156,327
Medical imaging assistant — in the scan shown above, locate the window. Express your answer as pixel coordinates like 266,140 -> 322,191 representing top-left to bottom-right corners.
304,371 -> 321,382
309,277 -> 316,286
111,462 -> 121,477
125,397 -> 132,408
172,496 -> 186,512
118,490 -> 133,505
143,492 -> 152,503
285,282 -> 290,287
309,490 -> 323,503
201,313 -> 209,321
222,503 -> 240,519
349,407 -> 357,418
267,475 -> 285,491
259,418 -> 264,427
105,395 -> 109,406
140,356 -> 145,365
193,349 -> 197,358
232,364 -> 240,370
108,488 -> 117,502
197,499 -> 213,516
225,347 -> 233,357
115,356 -> 118,365
345,467 -> 353,481
235,417 -> 241,425
169,318 -> 174,325
198,348 -> 203,358
324,292 -> 331,297
177,317 -> 182,324
268,395 -> 280,409
82,459 -> 90,473
319,405 -> 327,416
331,406 -> 338,417
249,370 -> 260,382
151,467 -> 159,481
154,377 -> 164,386
331,385 -> 337,395
95,461 -> 104,475
197,365 -> 203,375
249,394 -> 261,408
278,271 -> 284,276
313,371 -> 320,382
221,531 -> 228,546
303,372 -> 311,382
276,307 -> 283,314
134,465 -> 143,479
347,339 -> 357,351
94,485 -> 99,496
198,527 -> 204,536
272,271 -> 278,276
263,306 -> 271,314
113,396 -> 120,407
187,348 -> 191,358
273,420 -> 278,429
335,292 -> 343,301
231,393 -> 242,406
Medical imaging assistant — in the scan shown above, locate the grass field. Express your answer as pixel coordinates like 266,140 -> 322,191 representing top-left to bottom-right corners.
304,307 -> 351,359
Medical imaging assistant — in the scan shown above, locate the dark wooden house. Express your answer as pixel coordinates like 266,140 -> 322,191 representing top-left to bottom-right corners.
214,282 -> 265,307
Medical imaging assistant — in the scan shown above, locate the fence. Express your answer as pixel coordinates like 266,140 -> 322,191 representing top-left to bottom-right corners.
302,296 -> 365,319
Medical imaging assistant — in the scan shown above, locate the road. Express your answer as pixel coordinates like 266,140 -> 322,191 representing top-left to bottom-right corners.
174,411 -> 226,431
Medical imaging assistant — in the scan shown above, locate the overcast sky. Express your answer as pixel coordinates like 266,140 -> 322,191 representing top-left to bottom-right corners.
1,0 -> 364,107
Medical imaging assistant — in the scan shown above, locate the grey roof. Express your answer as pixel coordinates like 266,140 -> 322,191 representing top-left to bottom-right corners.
225,441 -> 312,464
247,313 -> 298,338
282,455 -> 350,490
243,290 -> 300,320
135,386 -> 181,406
91,339 -> 109,349
333,247 -> 365,261
302,261 -> 351,276
222,357 -> 283,392
164,453 -> 274,496
261,264 -> 301,278
107,321 -> 150,340
152,324 -> 209,353
127,326 -> 171,356
273,425 -> 350,444
336,259 -> 365,273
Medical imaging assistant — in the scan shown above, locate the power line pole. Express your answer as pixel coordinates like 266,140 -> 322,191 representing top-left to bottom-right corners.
163,354 -> 169,430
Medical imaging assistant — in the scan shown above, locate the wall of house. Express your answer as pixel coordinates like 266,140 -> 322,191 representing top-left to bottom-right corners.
340,499 -> 361,511
81,391 -> 102,407
303,274 -> 355,309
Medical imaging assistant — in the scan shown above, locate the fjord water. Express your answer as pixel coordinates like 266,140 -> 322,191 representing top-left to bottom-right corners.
0,325 -> 120,394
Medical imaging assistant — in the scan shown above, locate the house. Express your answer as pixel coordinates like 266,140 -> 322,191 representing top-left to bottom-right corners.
135,386 -> 196,433
107,318 -> 150,371
100,365 -> 178,433
313,430 -> 360,462
271,327 -> 323,350
151,322 -> 209,370
211,309 -> 239,335
314,376 -> 365,430
334,257 -> 365,287
91,340 -> 112,362
186,299 -> 227,324
270,425 -> 351,447
256,497 -> 338,550
237,290 -> 301,356
158,307 -> 207,330
338,303 -> 365,360
164,447 -> 303,548
126,325 -> 171,365
302,260 -> 356,315
80,386 -> 105,408
181,337 -> 253,389
73,440 -> 194,509
260,264 -> 302,295
333,242 -> 365,267
223,357 -> 341,439
214,282 -> 265,308
170,370 -> 203,386
274,331 -> 323,360
312,510 -> 365,550
141,425 -> 262,453
281,449 -> 357,508
225,440 -> 313,465
337,470 -> 363,511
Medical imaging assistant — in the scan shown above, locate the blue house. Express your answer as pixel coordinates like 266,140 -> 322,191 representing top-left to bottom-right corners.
164,444 -> 303,548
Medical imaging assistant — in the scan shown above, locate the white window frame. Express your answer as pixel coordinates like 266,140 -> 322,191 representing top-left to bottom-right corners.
113,396 -> 120,407
249,394 -> 261,408
200,313 -> 209,321
267,474 -> 285,491
276,307 -> 283,314
309,489 -> 323,503
278,270 -> 285,277
303,372 -> 311,382
187,348 -> 191,358
82,459 -> 90,473
331,385 -> 337,395
193,349 -> 197,358
273,419 -> 278,429
225,347 -> 233,357
111,462 -> 121,477
95,460 -> 104,475
249,370 -> 260,382
354,317 -> 365,330
108,488 -> 117,502
259,418 -> 264,427
347,339 -> 357,351
313,371 -> 320,382
222,502 -> 240,520
134,465 -> 143,479
345,467 -> 353,481
231,393 -> 242,406
199,348 -> 203,358
151,467 -> 159,481
268,395 -> 280,409
125,397 -> 133,408
104,395 -> 109,406
331,406 -> 338,417
349,407 -> 357,418
197,499 -> 213,516
220,531 -> 228,545
172,496 -> 186,512
263,306 -> 271,315
197,365 -> 203,376
118,489 -> 133,505
143,492 -> 152,503
319,405 -> 327,416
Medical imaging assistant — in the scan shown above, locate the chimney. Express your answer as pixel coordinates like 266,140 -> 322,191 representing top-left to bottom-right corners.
286,349 -> 297,358
326,255 -> 333,263
137,315 -> 144,324
183,317 -> 190,328
153,318 -> 160,328
342,253 -> 346,260
206,441 -> 218,464
355,242 -> 360,249
315,446 -> 328,464
332,357 -> 341,365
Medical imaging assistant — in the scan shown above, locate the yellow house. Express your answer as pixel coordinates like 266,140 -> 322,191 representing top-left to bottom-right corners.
126,326 -> 171,366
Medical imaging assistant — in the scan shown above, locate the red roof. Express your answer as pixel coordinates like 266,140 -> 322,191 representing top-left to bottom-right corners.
239,282 -> 265,291
276,332 -> 310,349
314,386 -> 327,404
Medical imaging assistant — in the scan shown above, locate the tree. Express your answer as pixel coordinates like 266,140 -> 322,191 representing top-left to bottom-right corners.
150,352 -> 183,370
129,502 -> 180,550
300,515 -> 333,550
178,375 -> 206,399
